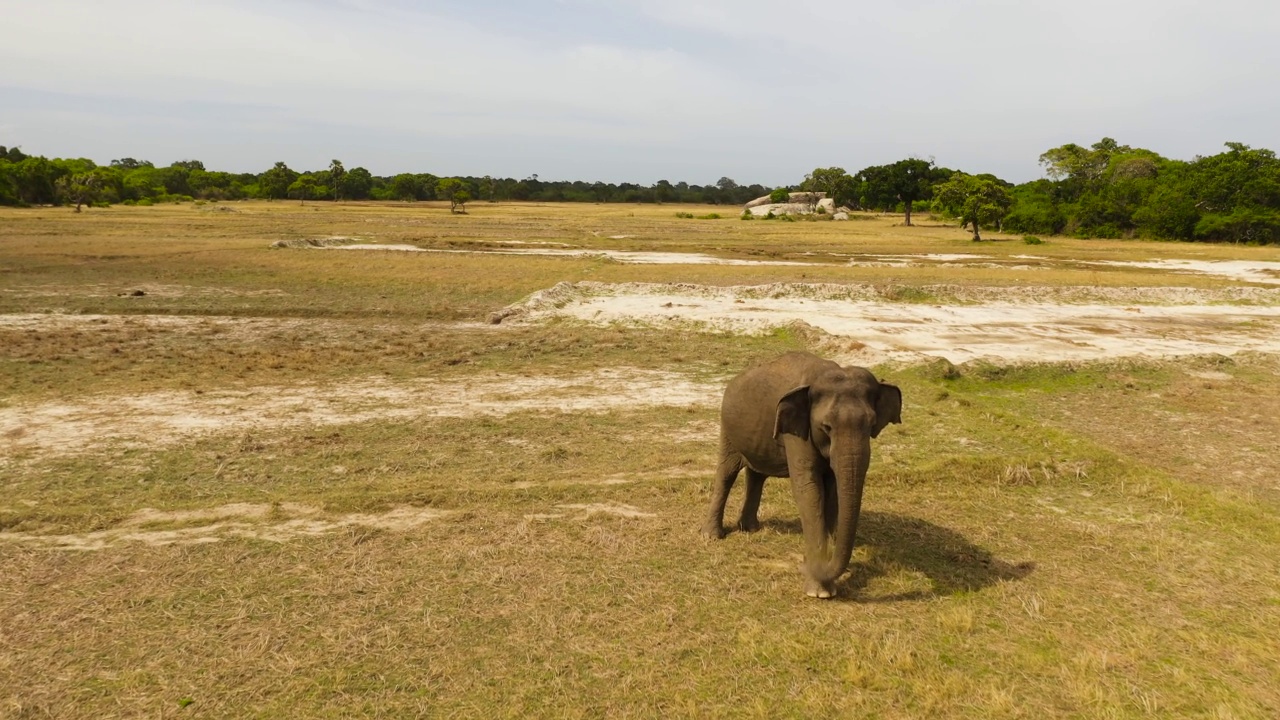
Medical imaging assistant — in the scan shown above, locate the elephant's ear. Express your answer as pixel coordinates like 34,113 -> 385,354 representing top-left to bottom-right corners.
774,386 -> 811,440
871,383 -> 902,438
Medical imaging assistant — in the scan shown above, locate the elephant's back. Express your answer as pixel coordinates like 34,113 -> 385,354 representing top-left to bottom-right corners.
723,351 -> 837,400
720,352 -> 834,475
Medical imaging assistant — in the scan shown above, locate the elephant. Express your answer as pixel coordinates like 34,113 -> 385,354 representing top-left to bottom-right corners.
701,351 -> 902,599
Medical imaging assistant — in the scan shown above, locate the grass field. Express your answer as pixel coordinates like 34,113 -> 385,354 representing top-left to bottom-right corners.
3,201 -> 1280,718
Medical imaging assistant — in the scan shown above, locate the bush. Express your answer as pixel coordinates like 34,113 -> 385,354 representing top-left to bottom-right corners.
1023,235 -> 1043,245
769,188 -> 789,203
697,213 -> 721,220
741,211 -> 755,220
674,211 -> 694,219
1194,209 -> 1280,244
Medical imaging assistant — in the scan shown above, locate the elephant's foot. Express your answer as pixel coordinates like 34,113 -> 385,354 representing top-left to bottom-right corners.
700,522 -> 726,540
803,576 -> 837,599
737,517 -> 761,533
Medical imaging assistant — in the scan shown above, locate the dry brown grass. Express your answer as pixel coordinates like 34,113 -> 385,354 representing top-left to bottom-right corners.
2,202 -> 1280,718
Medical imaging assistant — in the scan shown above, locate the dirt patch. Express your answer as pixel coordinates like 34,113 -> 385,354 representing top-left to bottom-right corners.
524,503 -> 656,521
270,236 -> 364,248
502,282 -> 1280,365
0,502 -> 449,550
317,244 -> 817,266
0,368 -> 720,461
299,244 -> 1280,281
1082,258 -> 1280,285
327,243 -> 424,252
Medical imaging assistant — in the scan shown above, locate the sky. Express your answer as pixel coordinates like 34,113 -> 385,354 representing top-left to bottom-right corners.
2,0 -> 1279,185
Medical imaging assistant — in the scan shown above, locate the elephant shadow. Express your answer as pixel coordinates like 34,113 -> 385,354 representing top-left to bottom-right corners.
761,511 -> 1033,602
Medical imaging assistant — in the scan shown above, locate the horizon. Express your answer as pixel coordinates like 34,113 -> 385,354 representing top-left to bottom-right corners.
4,0 -> 1279,186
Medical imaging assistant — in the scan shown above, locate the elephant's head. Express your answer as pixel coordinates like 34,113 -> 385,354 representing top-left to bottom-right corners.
772,367 -> 902,591
772,367 -> 902,446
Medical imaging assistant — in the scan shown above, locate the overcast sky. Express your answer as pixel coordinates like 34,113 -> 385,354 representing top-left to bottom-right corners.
3,0 -> 1278,185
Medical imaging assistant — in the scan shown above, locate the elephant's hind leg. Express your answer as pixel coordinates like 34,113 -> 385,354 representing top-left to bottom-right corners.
736,469 -> 767,533
701,445 -> 745,539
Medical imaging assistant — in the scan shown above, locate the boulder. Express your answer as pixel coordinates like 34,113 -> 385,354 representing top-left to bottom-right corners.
832,211 -> 849,221
788,191 -> 825,205
816,198 -> 835,214
747,202 -> 816,217
743,191 -> 827,210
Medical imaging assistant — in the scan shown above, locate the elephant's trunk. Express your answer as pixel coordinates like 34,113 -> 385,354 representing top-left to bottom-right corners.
814,434 -> 870,585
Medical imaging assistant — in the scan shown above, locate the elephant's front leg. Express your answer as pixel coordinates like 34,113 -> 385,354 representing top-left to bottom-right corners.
788,467 -> 837,599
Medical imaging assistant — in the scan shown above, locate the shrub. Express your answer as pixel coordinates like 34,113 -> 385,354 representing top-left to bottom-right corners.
769,188 -> 789,203
740,211 -> 755,220
1194,208 -> 1280,244
697,213 -> 721,220
1023,235 -> 1043,245
765,210 -> 776,220
674,211 -> 694,219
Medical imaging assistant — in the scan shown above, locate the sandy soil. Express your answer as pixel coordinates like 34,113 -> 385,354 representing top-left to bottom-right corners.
506,282 -> 1280,364
325,244 -> 814,266
0,368 -> 720,462
313,244 -> 1280,283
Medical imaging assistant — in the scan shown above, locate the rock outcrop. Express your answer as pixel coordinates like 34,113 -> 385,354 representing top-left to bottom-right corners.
743,192 -> 838,218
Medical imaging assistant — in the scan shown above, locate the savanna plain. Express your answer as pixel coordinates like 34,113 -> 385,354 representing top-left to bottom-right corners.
3,201 -> 1280,718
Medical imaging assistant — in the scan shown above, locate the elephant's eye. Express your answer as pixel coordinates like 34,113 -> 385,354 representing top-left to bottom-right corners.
821,424 -> 832,435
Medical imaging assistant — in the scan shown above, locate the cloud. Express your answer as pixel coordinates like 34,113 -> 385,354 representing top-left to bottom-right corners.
3,0 -> 1279,182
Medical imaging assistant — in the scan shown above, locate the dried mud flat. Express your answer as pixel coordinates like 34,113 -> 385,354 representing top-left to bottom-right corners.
8,275 -> 1280,550
310,243 -> 1280,283
7,279 -> 1280,465
0,368 -> 718,462
504,281 -> 1280,364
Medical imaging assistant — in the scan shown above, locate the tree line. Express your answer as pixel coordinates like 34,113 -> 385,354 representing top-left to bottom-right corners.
2,138 -> 1278,243
0,148 -> 772,210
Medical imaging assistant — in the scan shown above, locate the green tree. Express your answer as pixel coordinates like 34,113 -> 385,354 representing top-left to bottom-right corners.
390,173 -> 420,201
436,177 -> 471,213
56,171 -> 103,212
801,167 -> 856,208
0,161 -> 19,205
289,175 -> 318,205
933,173 -> 1014,241
855,159 -> 948,225
328,159 -> 346,201
339,167 -> 373,200
16,157 -> 60,204
259,162 -> 297,200
110,157 -> 152,170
